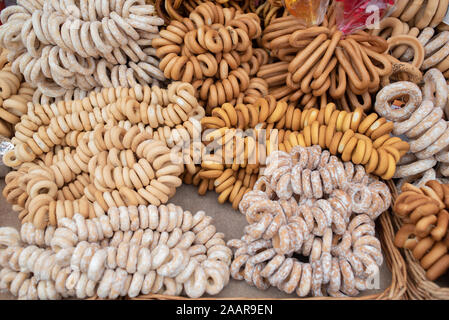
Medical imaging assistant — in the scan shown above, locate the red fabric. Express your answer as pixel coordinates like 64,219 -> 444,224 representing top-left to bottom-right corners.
0,1 -> 5,26
335,0 -> 395,34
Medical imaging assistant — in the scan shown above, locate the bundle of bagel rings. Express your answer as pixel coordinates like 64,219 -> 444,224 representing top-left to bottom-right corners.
2,82 -> 204,230
0,0 -> 449,301
389,0 -> 449,31
151,1 -> 269,112
258,5 -> 401,112
375,68 -> 449,188
154,0 -> 253,24
372,17 -> 449,80
0,204 -> 233,299
0,48 -> 35,138
394,181 -> 449,281
185,95 -> 291,209
227,145 -> 391,297
0,0 -> 165,99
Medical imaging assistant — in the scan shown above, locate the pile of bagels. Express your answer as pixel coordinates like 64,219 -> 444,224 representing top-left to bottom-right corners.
0,0 -> 448,300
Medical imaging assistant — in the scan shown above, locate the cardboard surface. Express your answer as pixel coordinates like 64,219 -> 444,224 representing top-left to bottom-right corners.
0,181 -> 391,300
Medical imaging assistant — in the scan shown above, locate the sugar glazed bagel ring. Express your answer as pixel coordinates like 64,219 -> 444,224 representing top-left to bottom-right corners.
375,69 -> 449,184
389,0 -> 449,29
228,145 -> 390,297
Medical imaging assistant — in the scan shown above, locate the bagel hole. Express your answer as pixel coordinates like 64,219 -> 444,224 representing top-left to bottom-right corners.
254,247 -> 267,255
388,95 -> 409,109
38,187 -> 50,195
353,190 -> 363,203
207,276 -> 215,285
291,252 -> 309,263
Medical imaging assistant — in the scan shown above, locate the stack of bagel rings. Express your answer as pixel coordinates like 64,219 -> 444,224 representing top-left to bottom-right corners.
389,0 -> 449,31
227,145 -> 390,297
152,1 -> 269,112
0,48 -> 35,138
186,95 -> 291,209
191,97 -> 408,208
375,68 -> 449,187
258,7 -> 400,112
0,204 -> 233,299
1,0 -> 449,301
2,82 -> 204,230
394,181 -> 449,281
0,0 -> 165,100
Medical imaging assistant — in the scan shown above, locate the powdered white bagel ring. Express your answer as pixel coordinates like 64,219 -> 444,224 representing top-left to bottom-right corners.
157,248 -> 186,278
184,266 -> 206,298
422,68 -> 448,116
349,184 -> 372,213
393,99 -> 434,136
87,248 -> 107,282
150,244 -> 170,269
374,81 -> 422,121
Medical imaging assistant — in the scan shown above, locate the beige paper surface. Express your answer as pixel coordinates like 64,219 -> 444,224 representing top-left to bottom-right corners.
0,181 -> 391,300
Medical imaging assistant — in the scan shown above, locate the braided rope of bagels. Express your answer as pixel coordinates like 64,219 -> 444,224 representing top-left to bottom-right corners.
390,0 -> 449,29
375,71 -> 449,183
0,205 -> 232,299
0,0 -> 165,98
227,146 -> 387,297
393,181 -> 449,281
